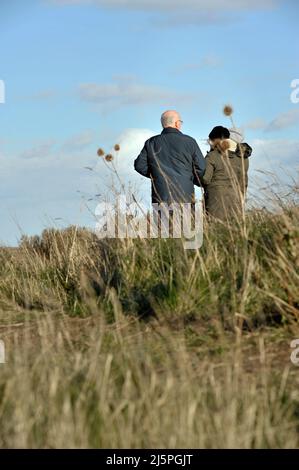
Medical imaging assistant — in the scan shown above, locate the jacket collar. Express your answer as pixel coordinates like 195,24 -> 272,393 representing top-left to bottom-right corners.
161,127 -> 182,135
235,143 -> 252,158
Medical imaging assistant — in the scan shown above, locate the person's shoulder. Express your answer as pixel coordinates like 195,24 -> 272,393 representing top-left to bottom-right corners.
181,133 -> 199,147
205,149 -> 218,160
144,134 -> 161,146
239,142 -> 253,157
181,133 -> 196,142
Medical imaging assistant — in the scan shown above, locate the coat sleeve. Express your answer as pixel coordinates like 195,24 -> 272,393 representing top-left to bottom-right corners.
244,158 -> 249,190
202,153 -> 215,185
192,141 -> 206,186
134,143 -> 151,178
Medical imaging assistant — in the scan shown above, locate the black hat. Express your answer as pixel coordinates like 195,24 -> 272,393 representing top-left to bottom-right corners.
209,126 -> 230,141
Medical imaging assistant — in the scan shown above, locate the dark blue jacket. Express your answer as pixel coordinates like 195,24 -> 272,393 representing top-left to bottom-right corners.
134,128 -> 206,203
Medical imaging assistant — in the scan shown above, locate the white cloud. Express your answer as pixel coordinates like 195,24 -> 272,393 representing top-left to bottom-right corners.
16,89 -> 58,103
153,11 -> 234,27
95,128 -> 155,202
247,138 -> 299,207
20,140 -> 56,159
51,0 -> 278,11
78,77 -> 193,109
107,128 -> 155,173
174,54 -> 222,75
244,118 -> 268,130
265,109 -> 299,132
243,109 -> 299,133
16,135 -> 94,170
250,138 -> 299,175
62,130 -> 94,152
50,0 -> 279,26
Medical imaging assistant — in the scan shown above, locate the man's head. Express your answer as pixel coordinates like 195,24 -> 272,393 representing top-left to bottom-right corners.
161,110 -> 183,131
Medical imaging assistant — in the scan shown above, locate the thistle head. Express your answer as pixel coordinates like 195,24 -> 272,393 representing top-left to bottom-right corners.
97,148 -> 105,157
223,105 -> 233,117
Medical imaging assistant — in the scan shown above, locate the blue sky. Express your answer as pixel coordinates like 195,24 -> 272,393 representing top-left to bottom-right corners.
0,0 -> 298,245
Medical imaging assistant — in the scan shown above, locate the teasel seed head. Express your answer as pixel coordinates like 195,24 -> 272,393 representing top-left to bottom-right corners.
97,148 -> 105,157
223,105 -> 233,116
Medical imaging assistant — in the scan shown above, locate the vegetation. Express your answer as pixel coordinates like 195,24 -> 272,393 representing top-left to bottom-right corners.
0,194 -> 299,448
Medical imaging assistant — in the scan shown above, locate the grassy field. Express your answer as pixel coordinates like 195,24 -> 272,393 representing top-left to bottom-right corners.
0,198 -> 299,448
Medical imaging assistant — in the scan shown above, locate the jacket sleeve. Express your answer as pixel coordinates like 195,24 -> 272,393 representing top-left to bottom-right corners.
134,143 -> 150,178
202,153 -> 215,185
192,141 -> 206,186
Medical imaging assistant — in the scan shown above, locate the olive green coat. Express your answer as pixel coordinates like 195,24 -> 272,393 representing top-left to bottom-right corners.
202,142 -> 252,221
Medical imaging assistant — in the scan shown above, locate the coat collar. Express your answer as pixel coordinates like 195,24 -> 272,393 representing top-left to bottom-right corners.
161,127 -> 182,135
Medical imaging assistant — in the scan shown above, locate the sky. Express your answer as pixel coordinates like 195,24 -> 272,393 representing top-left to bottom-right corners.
0,0 -> 298,245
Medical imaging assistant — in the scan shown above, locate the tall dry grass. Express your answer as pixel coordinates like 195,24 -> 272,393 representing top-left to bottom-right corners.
0,183 -> 299,448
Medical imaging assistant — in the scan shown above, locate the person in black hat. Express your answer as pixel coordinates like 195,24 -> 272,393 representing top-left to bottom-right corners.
208,126 -> 230,142
202,126 -> 252,221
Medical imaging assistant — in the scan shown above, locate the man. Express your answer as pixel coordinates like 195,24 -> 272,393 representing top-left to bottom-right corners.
134,110 -> 205,205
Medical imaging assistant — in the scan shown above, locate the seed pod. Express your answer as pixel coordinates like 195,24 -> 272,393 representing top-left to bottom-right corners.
97,148 -> 105,157
223,105 -> 233,116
